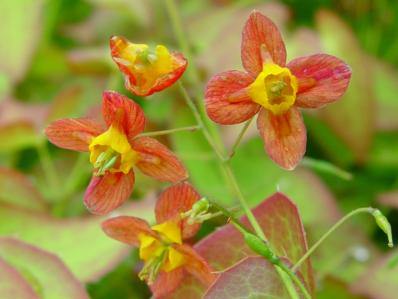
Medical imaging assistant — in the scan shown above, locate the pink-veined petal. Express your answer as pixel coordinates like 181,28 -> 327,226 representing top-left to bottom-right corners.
101,216 -> 156,247
288,54 -> 352,108
84,171 -> 135,215
102,91 -> 145,140
257,107 -> 306,170
205,70 -> 260,125
241,11 -> 286,76
132,137 -> 188,183
155,183 -> 201,240
150,268 -> 184,299
45,118 -> 103,152
175,244 -> 216,287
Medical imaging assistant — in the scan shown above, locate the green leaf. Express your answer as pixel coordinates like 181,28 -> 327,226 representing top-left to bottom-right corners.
316,10 -> 375,163
0,237 -> 89,299
0,122 -> 41,152
0,0 -> 45,83
0,167 -> 46,212
0,198 -> 155,282
351,251 -> 398,299
204,257 -> 294,299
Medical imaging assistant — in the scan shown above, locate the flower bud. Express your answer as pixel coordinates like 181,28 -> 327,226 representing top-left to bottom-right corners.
372,209 -> 393,248
244,232 -> 279,264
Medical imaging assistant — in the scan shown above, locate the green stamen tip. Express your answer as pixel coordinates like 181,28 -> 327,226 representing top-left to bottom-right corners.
94,148 -> 120,176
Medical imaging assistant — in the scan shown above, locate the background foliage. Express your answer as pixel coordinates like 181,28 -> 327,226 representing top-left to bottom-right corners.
1,0 -> 398,298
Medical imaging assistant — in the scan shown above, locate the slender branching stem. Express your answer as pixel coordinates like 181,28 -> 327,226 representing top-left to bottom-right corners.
226,118 -> 253,161
293,207 -> 375,272
138,125 -> 201,137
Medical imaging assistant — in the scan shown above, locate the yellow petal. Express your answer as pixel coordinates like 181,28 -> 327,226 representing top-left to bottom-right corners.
152,221 -> 182,245
162,247 -> 185,272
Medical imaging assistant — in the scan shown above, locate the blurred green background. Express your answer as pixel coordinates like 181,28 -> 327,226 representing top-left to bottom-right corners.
1,0 -> 398,298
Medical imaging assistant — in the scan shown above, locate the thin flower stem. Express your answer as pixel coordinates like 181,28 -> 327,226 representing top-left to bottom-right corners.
275,267 -> 300,299
292,207 -> 375,272
138,125 -> 201,137
164,0 -> 224,152
226,118 -> 253,161
178,82 -> 225,160
178,81 -> 266,240
36,142 -> 61,199
211,199 -> 311,299
301,157 -> 352,181
277,263 -> 311,299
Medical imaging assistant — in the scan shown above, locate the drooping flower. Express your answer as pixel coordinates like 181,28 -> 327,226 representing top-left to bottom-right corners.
110,36 -> 188,97
102,183 -> 215,298
205,11 -> 352,170
45,91 -> 188,214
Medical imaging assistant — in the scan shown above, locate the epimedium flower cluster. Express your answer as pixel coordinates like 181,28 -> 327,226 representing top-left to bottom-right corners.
45,34 -> 215,296
44,9 -> 352,298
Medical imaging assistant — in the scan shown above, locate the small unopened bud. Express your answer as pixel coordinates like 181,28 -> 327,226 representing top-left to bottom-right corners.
372,209 -> 393,248
191,198 -> 210,215
181,198 -> 211,225
244,232 -> 279,264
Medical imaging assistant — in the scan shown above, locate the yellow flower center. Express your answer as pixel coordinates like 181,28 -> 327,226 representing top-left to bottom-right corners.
138,221 -> 185,283
89,126 -> 138,175
248,63 -> 298,115
115,42 -> 174,91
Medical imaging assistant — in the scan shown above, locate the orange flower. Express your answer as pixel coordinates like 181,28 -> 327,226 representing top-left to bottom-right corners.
205,11 -> 352,170
45,91 -> 187,214
102,183 -> 215,298
110,36 -> 188,97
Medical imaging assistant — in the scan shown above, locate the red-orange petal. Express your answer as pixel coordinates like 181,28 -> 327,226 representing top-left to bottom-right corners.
110,36 -> 187,97
132,137 -> 188,183
241,11 -> 287,76
45,118 -> 103,152
102,91 -> 145,140
155,183 -> 201,240
84,171 -> 135,215
102,216 -> 156,247
288,54 -> 352,108
175,244 -> 216,287
150,268 -> 184,299
257,107 -> 306,170
205,70 -> 260,125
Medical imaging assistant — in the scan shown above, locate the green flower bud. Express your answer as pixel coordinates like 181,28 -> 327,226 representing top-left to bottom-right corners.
372,209 -> 393,248
244,232 -> 279,264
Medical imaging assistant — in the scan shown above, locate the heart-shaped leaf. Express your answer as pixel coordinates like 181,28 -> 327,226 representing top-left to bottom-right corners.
0,196 -> 155,282
316,10 -> 375,164
0,237 -> 89,299
168,192 -> 314,298
204,256 -> 296,299
0,168 -> 46,212
0,257 -> 38,299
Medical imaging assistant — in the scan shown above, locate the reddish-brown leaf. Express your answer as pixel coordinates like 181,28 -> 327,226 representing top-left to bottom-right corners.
169,192 -> 314,298
204,257 -> 293,299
